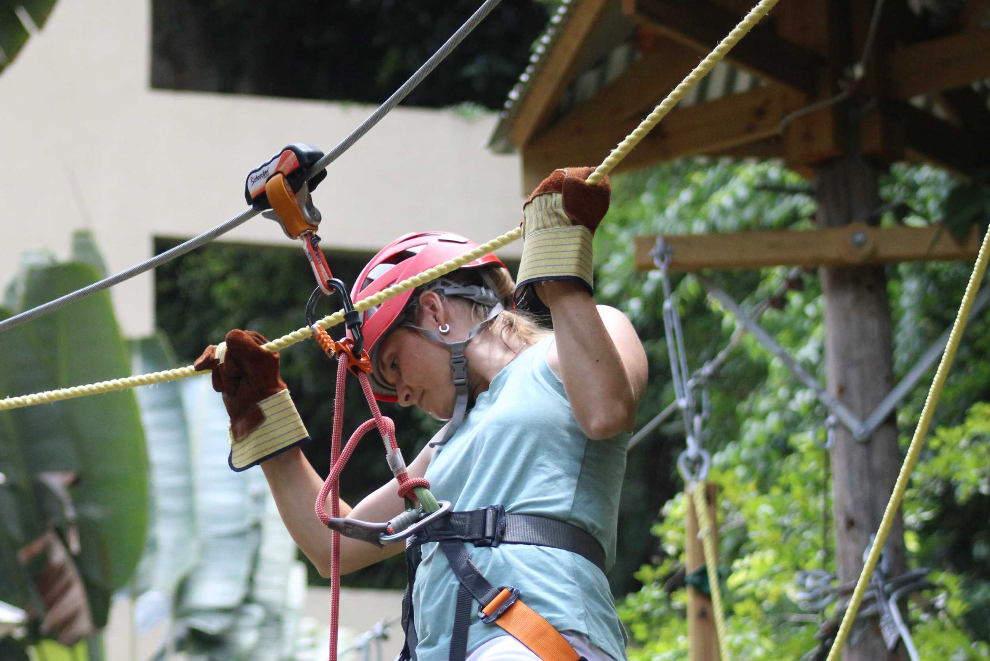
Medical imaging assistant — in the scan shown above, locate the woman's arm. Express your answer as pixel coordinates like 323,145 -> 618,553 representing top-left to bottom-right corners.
541,280 -> 648,440
260,432 -> 438,576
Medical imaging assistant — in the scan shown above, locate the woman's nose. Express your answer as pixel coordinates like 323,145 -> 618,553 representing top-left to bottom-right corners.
397,385 -> 414,407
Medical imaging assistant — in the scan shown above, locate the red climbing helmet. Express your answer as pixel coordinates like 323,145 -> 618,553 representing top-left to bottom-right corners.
350,231 -> 508,402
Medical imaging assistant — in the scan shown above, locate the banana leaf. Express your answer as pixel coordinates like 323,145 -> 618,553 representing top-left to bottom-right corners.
0,0 -> 59,75
70,231 -> 108,279
0,306 -> 59,611
0,263 -> 149,628
130,334 -> 198,600
250,492 -> 307,660
178,376 -> 260,618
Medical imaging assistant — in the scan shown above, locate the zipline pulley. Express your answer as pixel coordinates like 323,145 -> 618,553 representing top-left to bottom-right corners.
245,143 -> 338,297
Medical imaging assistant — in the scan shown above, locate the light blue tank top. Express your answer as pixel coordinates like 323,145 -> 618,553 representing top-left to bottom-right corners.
412,337 -> 628,661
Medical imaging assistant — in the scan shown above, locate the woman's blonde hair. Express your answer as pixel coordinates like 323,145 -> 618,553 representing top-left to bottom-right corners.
400,264 -> 550,349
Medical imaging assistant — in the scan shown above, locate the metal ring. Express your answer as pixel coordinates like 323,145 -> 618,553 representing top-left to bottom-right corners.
677,449 -> 711,484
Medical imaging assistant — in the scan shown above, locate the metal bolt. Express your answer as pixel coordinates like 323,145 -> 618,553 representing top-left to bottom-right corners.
851,231 -> 867,247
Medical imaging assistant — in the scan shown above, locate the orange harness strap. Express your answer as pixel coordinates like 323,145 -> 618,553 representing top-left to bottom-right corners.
482,589 -> 582,661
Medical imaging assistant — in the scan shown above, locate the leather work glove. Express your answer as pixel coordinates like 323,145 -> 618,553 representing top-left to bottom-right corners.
194,329 -> 309,471
515,167 -> 611,305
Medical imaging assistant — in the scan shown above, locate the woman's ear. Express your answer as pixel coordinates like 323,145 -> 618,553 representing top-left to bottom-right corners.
417,290 -> 447,328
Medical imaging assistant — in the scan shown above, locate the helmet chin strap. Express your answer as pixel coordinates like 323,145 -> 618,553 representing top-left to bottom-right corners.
405,302 -> 504,447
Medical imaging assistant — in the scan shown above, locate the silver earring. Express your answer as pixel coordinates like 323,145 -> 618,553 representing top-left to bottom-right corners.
438,324 -> 450,335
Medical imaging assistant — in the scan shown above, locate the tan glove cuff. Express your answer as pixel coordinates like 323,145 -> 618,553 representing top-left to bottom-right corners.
228,389 -> 309,471
516,192 -> 595,292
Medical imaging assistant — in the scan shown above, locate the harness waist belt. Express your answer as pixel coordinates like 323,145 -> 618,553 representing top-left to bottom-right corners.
408,506 -> 607,574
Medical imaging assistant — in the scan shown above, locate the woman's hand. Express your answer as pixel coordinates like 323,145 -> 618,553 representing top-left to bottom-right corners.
194,329 -> 309,471
515,167 -> 610,307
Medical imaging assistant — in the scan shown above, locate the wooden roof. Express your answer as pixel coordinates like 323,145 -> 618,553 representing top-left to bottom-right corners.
489,0 -> 990,190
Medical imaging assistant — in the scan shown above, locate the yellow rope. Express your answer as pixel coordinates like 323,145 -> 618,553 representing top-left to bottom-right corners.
585,0 -> 782,186
692,483 -> 731,661
0,0 -> 782,411
0,229 -> 522,410
825,225 -> 990,660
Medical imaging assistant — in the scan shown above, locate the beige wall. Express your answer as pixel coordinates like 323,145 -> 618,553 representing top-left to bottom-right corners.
0,0 -> 523,338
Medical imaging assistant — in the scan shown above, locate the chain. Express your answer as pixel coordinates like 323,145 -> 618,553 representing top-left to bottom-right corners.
653,237 -> 710,484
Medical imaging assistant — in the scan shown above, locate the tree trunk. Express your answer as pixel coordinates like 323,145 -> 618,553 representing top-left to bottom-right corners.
817,155 -> 907,661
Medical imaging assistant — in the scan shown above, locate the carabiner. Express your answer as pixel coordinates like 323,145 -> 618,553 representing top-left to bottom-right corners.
379,500 -> 452,545
306,280 -> 366,357
302,233 -> 335,296
307,286 -> 372,376
325,517 -> 390,548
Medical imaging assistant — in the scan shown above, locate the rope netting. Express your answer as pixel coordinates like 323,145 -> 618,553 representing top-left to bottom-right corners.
0,0 -> 782,411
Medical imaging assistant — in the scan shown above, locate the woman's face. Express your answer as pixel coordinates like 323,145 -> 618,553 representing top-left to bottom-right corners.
377,327 -> 457,418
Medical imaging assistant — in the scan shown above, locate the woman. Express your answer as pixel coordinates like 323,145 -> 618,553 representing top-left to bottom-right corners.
196,168 -> 648,661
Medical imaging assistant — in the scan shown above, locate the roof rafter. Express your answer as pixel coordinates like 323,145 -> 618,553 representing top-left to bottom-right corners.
898,100 -> 990,176
506,0 -> 614,150
522,85 -> 795,190
887,28 -> 990,98
625,0 -> 821,96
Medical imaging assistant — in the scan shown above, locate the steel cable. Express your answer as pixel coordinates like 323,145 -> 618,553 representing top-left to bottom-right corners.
0,0 -> 503,335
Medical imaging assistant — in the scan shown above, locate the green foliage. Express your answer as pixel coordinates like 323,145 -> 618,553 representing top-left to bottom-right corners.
0,240 -> 148,655
597,159 -> 990,658
150,0 -> 550,110
0,1 -> 59,75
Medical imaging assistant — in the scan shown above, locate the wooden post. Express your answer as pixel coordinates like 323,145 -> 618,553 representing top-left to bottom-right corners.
818,155 -> 907,661
686,483 -> 719,660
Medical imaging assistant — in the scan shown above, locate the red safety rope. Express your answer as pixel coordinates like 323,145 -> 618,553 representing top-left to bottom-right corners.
312,328 -> 429,661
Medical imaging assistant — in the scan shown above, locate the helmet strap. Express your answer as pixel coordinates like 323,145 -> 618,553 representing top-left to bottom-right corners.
405,303 -> 504,447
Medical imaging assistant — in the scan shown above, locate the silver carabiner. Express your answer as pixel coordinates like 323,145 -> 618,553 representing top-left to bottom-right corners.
379,500 -> 452,545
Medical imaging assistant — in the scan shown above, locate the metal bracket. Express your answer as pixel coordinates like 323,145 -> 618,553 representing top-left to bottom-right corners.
697,276 -> 990,442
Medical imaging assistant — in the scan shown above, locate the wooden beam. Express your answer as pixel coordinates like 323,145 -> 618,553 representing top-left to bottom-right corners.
627,0 -> 821,95
633,223 -> 983,272
548,36 -> 703,130
939,87 -> 990,145
887,29 -> 990,98
957,0 -> 990,30
523,86 -> 797,190
710,134 -> 783,161
897,100 -> 990,177
505,0 -> 613,150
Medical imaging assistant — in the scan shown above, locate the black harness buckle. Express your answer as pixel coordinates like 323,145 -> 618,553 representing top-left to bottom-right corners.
474,505 -> 507,547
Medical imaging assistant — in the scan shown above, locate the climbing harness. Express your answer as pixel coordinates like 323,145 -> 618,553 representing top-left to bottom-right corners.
398,507 -> 606,661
